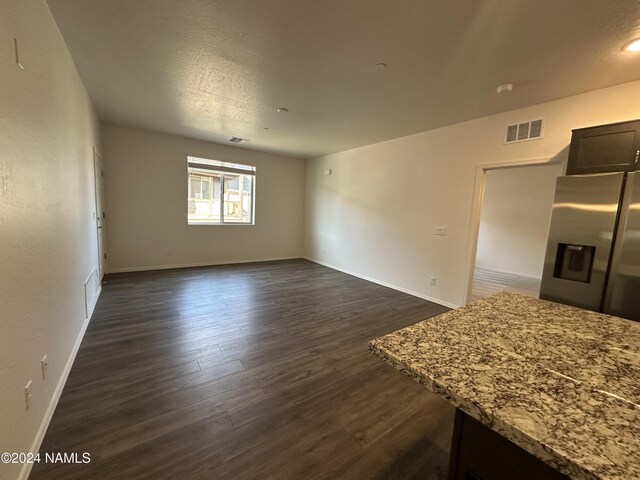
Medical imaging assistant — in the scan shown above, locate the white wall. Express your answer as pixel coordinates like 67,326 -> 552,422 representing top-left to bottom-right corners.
0,1 -> 101,479
101,123 -> 306,272
475,163 -> 563,278
305,80 -> 640,308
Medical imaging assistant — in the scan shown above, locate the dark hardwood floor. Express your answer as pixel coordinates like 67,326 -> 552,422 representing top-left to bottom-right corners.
31,259 -> 454,479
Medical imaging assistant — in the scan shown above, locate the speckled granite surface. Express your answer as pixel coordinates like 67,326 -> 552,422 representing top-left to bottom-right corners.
369,292 -> 640,480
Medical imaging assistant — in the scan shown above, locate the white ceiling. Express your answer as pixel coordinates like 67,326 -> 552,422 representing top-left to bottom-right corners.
47,0 -> 640,159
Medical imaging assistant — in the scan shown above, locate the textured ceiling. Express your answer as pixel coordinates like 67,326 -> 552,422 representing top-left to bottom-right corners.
47,0 -> 640,159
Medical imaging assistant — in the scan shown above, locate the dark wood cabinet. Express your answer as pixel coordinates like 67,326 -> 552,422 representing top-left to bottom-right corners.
566,119 -> 640,175
448,410 -> 569,480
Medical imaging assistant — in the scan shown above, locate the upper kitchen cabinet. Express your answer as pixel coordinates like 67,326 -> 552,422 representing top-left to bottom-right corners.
566,119 -> 640,175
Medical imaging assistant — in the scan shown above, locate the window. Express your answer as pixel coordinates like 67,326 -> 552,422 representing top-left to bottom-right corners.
187,156 -> 255,225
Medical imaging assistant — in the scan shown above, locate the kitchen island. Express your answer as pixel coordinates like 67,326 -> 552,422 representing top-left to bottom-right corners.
369,292 -> 640,480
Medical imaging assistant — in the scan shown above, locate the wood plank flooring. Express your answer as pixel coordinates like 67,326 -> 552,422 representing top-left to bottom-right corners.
31,259 -> 454,480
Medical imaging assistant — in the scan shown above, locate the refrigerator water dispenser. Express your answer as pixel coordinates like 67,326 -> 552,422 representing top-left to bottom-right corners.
553,243 -> 595,283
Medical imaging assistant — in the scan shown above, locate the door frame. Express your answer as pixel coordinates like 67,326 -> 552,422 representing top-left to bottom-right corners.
93,146 -> 106,280
462,155 -> 567,305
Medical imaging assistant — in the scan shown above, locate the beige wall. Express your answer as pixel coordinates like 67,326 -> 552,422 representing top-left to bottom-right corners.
101,123 -> 306,272
305,80 -> 640,308
475,163 -> 563,278
0,0 -> 101,479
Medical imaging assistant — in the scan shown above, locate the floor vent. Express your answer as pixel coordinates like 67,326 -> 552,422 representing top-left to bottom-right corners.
505,119 -> 543,144
229,137 -> 248,144
84,268 -> 99,318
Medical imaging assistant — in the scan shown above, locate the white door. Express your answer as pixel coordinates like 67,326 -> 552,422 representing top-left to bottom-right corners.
94,147 -> 106,281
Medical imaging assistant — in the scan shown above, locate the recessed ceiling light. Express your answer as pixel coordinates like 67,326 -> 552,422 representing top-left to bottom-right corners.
277,107 -> 289,113
496,83 -> 514,94
375,62 -> 387,70
622,38 -> 640,52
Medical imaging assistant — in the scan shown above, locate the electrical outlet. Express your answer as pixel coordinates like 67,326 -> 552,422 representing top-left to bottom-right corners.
41,355 -> 48,380
434,226 -> 447,236
430,277 -> 437,286
25,381 -> 32,410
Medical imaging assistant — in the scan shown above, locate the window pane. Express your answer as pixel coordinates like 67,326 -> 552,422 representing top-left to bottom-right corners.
241,176 -> 253,223
222,174 -> 253,223
224,173 -> 253,223
226,176 -> 239,191
187,157 -> 254,225
213,176 -> 221,198
223,174 -> 241,223
190,177 -> 201,199
188,172 -> 221,224
201,178 -> 211,199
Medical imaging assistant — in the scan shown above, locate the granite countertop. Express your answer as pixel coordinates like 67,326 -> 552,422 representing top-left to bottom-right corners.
369,292 -> 640,480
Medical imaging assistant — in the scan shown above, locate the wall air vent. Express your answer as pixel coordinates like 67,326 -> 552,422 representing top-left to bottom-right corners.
229,137 -> 249,144
505,119 -> 544,144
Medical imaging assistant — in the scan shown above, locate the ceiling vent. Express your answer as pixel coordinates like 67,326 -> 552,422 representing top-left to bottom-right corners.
504,119 -> 543,144
229,137 -> 248,144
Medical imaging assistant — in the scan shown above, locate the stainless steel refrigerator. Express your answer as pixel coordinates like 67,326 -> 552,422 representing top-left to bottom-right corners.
540,171 -> 640,321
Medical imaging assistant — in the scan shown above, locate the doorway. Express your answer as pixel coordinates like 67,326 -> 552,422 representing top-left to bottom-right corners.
468,160 -> 564,303
93,147 -> 106,281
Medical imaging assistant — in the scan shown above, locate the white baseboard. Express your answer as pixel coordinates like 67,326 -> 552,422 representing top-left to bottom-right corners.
107,256 -> 302,274
19,285 -> 101,480
303,257 -> 459,309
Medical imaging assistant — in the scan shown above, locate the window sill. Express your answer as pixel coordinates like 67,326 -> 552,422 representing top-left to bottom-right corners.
188,222 -> 255,226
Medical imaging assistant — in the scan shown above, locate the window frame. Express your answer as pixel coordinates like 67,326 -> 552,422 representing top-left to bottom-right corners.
187,156 -> 256,226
